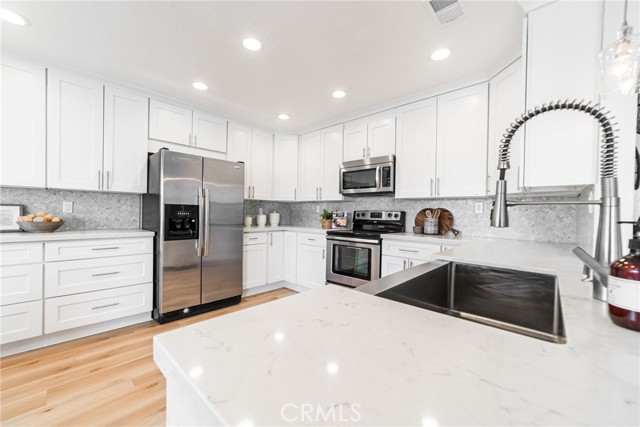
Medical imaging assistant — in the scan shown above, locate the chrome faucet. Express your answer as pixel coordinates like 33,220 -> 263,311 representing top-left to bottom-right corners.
490,99 -> 622,302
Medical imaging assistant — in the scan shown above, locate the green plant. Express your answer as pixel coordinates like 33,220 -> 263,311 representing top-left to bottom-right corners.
321,209 -> 333,220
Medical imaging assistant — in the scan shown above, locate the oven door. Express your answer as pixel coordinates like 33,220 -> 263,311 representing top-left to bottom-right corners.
326,237 -> 381,287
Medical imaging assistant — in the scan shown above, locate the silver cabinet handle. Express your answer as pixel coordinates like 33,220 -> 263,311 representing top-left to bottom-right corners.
92,302 -> 119,310
319,187 -> 322,200
436,178 -> 440,196
252,185 -> 255,199
315,187 -> 318,200
270,233 -> 273,246
106,171 -> 110,190
403,259 -> 407,269
430,178 -> 434,197
362,147 -> 366,158
194,135 -> 198,147
367,146 -> 370,158
307,238 -> 316,242
91,271 -> 119,277
98,170 -> 102,190
249,237 -> 259,240
92,246 -> 120,251
294,188 -> 297,201
398,248 -> 419,253
409,260 -> 413,268
322,249 -> 325,259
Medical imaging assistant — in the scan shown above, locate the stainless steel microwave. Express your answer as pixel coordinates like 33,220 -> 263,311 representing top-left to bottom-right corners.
339,155 -> 395,196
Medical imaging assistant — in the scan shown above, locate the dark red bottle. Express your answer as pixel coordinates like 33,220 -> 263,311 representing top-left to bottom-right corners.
608,217 -> 640,331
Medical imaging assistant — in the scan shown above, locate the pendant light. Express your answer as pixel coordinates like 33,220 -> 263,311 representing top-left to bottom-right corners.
599,0 -> 639,95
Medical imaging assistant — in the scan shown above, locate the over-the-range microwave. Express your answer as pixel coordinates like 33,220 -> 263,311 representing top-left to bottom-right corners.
339,155 -> 395,196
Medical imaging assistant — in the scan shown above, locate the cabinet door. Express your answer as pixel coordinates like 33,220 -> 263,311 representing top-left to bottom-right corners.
381,255 -> 406,278
524,0 -> 601,189
273,135 -> 299,201
227,122 -> 252,198
343,121 -> 367,161
267,232 -> 284,284
320,124 -> 343,201
367,112 -> 396,158
436,83 -> 489,197
148,99 -> 192,146
296,244 -> 326,288
297,131 -> 322,201
488,59 -> 524,195
0,57 -> 46,188
242,244 -> 267,289
193,110 -> 227,153
103,86 -> 148,193
283,231 -> 297,283
250,130 -> 273,200
47,69 -> 104,191
395,98 -> 438,198
0,300 -> 42,345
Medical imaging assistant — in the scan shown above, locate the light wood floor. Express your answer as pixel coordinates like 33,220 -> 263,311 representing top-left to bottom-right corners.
0,288 -> 296,426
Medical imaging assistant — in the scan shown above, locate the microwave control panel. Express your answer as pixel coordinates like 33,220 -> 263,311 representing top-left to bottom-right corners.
381,166 -> 392,188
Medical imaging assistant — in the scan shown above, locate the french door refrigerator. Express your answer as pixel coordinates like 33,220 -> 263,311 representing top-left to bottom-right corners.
143,150 -> 244,323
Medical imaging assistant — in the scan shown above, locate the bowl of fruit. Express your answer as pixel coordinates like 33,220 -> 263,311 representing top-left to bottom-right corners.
16,211 -> 64,233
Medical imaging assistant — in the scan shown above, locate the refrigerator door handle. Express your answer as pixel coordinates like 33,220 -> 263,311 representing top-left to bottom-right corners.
203,188 -> 210,257
197,188 -> 204,257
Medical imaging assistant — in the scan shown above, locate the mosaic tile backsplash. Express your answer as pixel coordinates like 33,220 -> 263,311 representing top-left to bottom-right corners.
246,196 -> 584,244
0,187 -> 140,231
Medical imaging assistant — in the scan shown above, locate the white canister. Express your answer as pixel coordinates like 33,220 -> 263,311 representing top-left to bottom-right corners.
256,214 -> 267,227
269,211 -> 280,227
244,216 -> 252,227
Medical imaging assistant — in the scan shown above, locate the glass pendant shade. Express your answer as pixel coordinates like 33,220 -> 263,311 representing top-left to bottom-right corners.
599,24 -> 640,96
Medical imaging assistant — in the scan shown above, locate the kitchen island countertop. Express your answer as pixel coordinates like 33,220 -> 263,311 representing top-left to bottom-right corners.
153,240 -> 640,426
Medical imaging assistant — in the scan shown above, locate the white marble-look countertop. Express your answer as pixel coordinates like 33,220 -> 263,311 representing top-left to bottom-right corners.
0,229 -> 154,243
153,240 -> 640,426
244,225 -> 329,234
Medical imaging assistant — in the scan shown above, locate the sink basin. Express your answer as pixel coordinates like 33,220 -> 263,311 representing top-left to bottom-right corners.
359,261 -> 566,344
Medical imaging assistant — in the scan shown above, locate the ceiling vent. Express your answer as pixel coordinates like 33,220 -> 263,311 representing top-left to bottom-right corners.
429,0 -> 463,24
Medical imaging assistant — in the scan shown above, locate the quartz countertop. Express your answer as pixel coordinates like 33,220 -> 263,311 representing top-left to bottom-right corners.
0,229 -> 154,243
153,240 -> 640,426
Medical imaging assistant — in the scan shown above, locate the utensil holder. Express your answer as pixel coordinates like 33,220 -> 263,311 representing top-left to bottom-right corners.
423,218 -> 439,235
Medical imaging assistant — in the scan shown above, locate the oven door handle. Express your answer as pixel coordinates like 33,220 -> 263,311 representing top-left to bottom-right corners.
326,236 -> 380,244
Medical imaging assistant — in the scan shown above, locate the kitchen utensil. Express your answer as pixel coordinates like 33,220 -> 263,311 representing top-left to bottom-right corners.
16,220 -> 64,233
414,208 -> 459,236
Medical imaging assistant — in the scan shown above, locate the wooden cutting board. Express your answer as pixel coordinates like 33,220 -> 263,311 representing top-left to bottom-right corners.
414,208 -> 460,236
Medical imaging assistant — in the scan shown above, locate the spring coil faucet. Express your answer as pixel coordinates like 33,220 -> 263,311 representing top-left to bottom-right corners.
490,99 -> 622,302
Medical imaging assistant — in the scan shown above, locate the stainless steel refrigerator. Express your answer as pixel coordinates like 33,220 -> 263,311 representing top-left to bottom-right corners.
142,150 -> 244,323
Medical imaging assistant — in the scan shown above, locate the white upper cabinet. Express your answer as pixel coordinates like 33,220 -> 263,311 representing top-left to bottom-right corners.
149,99 -> 227,155
47,68 -> 104,191
250,129 -> 273,200
298,125 -> 343,201
523,0 -> 602,189
148,99 -> 192,146
320,124 -> 343,201
343,112 -> 395,161
273,135 -> 299,201
192,110 -> 227,153
103,86 -> 149,193
395,98 -> 438,199
488,58 -> 525,195
436,83 -> 489,197
227,122 -> 252,198
0,57 -> 46,188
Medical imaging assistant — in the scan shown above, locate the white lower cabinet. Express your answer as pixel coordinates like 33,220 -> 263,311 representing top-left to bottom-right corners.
267,232 -> 284,284
0,301 -> 43,345
296,233 -> 327,289
0,263 -> 43,306
283,231 -> 297,283
380,240 -> 442,278
243,233 -> 268,289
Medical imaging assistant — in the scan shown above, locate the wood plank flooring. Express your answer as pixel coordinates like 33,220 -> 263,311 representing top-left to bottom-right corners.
0,288 -> 297,426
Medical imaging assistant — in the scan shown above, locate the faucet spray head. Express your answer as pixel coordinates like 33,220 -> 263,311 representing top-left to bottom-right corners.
490,180 -> 509,228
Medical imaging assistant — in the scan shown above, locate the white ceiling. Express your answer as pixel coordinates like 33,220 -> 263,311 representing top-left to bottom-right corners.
1,1 -> 524,132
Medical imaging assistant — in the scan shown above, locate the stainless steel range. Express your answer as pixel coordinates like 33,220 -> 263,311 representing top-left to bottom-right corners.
326,210 -> 406,287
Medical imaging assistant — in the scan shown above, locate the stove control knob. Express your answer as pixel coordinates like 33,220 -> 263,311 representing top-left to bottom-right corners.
387,213 -> 392,218
394,213 -> 399,218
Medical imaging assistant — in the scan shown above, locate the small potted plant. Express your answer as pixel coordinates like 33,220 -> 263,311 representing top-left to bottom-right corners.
321,209 -> 333,229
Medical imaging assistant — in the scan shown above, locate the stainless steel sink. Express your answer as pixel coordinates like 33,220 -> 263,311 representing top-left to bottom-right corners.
357,261 -> 566,344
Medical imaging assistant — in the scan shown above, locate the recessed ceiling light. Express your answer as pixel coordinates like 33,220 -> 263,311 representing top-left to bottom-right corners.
430,48 -> 450,61
242,38 -> 262,51
1,9 -> 30,26
192,82 -> 208,91
278,114 -> 290,120
332,90 -> 346,99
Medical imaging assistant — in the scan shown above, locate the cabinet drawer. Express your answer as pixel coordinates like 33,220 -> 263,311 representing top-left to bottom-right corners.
243,233 -> 267,245
45,254 -> 152,298
0,300 -> 42,344
382,240 -> 441,261
0,243 -> 42,266
44,283 -> 152,333
297,233 -> 326,247
0,263 -> 43,305
45,238 -> 152,262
